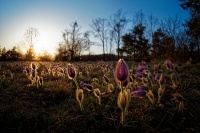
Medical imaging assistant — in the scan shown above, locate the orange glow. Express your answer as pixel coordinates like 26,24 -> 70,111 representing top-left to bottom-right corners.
33,28 -> 57,56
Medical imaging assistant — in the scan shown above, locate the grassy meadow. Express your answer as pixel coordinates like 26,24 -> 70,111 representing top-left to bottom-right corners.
0,60 -> 200,132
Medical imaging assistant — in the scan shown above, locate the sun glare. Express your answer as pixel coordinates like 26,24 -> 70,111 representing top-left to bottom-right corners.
33,28 -> 57,56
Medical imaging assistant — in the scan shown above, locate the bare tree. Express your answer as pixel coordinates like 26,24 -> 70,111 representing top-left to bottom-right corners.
164,15 -> 182,38
90,17 -> 108,60
55,43 -> 66,61
176,29 -> 191,61
63,21 -> 81,60
79,31 -> 94,55
146,13 -> 159,42
109,9 -> 129,59
23,27 -> 39,60
23,27 -> 39,49
132,10 -> 147,28
58,21 -> 94,61
159,15 -> 183,59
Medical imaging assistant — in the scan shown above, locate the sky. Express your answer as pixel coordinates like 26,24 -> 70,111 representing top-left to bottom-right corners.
0,0 -> 190,56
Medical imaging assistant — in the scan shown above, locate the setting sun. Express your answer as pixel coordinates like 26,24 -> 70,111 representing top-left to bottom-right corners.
33,29 -> 56,56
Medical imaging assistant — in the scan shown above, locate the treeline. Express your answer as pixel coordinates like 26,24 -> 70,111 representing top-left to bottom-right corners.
0,46 -> 53,61
0,0 -> 199,62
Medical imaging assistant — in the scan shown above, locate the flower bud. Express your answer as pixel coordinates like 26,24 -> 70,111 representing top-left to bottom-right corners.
135,71 -> 142,78
159,74 -> 165,85
136,65 -> 148,73
67,64 -> 76,79
76,89 -> 84,111
79,81 -> 85,88
26,67 -> 30,74
31,70 -> 36,78
103,75 -> 110,83
115,59 -> 129,82
39,77 -> 43,85
137,85 -> 148,92
93,88 -> 101,105
154,74 -> 160,81
131,90 -> 146,98
83,83 -> 93,92
165,60 -> 173,70
172,93 -> 183,102
31,63 -> 36,70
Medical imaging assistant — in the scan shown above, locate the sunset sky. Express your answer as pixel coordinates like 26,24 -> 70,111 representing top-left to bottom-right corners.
0,0 -> 190,56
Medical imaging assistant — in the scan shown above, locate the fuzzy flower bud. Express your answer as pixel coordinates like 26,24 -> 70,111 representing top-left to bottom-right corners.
165,60 -> 173,70
137,85 -> 148,92
93,88 -> 101,105
131,90 -> 146,98
172,93 -> 183,102
31,63 -> 36,70
103,75 -> 110,83
67,63 -> 76,79
76,89 -> 84,111
115,59 -> 129,82
159,74 -> 165,85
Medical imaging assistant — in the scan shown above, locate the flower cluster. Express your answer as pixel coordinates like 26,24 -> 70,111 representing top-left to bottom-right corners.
23,62 -> 44,88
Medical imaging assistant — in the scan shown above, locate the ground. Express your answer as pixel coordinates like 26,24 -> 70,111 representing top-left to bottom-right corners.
0,61 -> 200,132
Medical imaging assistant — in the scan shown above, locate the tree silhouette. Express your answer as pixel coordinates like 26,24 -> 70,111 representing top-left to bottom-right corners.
25,44 -> 35,61
23,27 -> 38,61
0,47 -> 6,60
58,21 -> 94,61
38,50 -> 53,61
151,28 -> 166,59
121,33 -> 134,60
180,0 -> 200,60
121,23 -> 150,60
109,9 -> 129,59
91,17 -> 108,60
132,23 -> 150,58
62,21 -> 80,60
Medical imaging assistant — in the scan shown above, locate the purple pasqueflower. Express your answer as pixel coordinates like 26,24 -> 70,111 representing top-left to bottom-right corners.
57,67 -> 64,73
122,79 -> 129,87
67,64 -> 76,79
136,65 -> 148,73
79,81 -> 85,88
171,93 -> 183,102
159,74 -> 165,85
40,76 -> 43,83
83,83 -> 93,91
31,70 -> 36,78
135,71 -> 142,78
137,85 -> 148,92
26,67 -> 30,74
84,84 -> 93,90
154,74 -> 160,81
165,60 -> 173,70
115,59 -> 129,82
115,79 -> 128,87
79,81 -> 93,91
22,69 -> 26,74
131,90 -> 146,98
31,63 -> 36,70
103,75 -> 110,83
109,66 -> 114,71
142,70 -> 148,77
